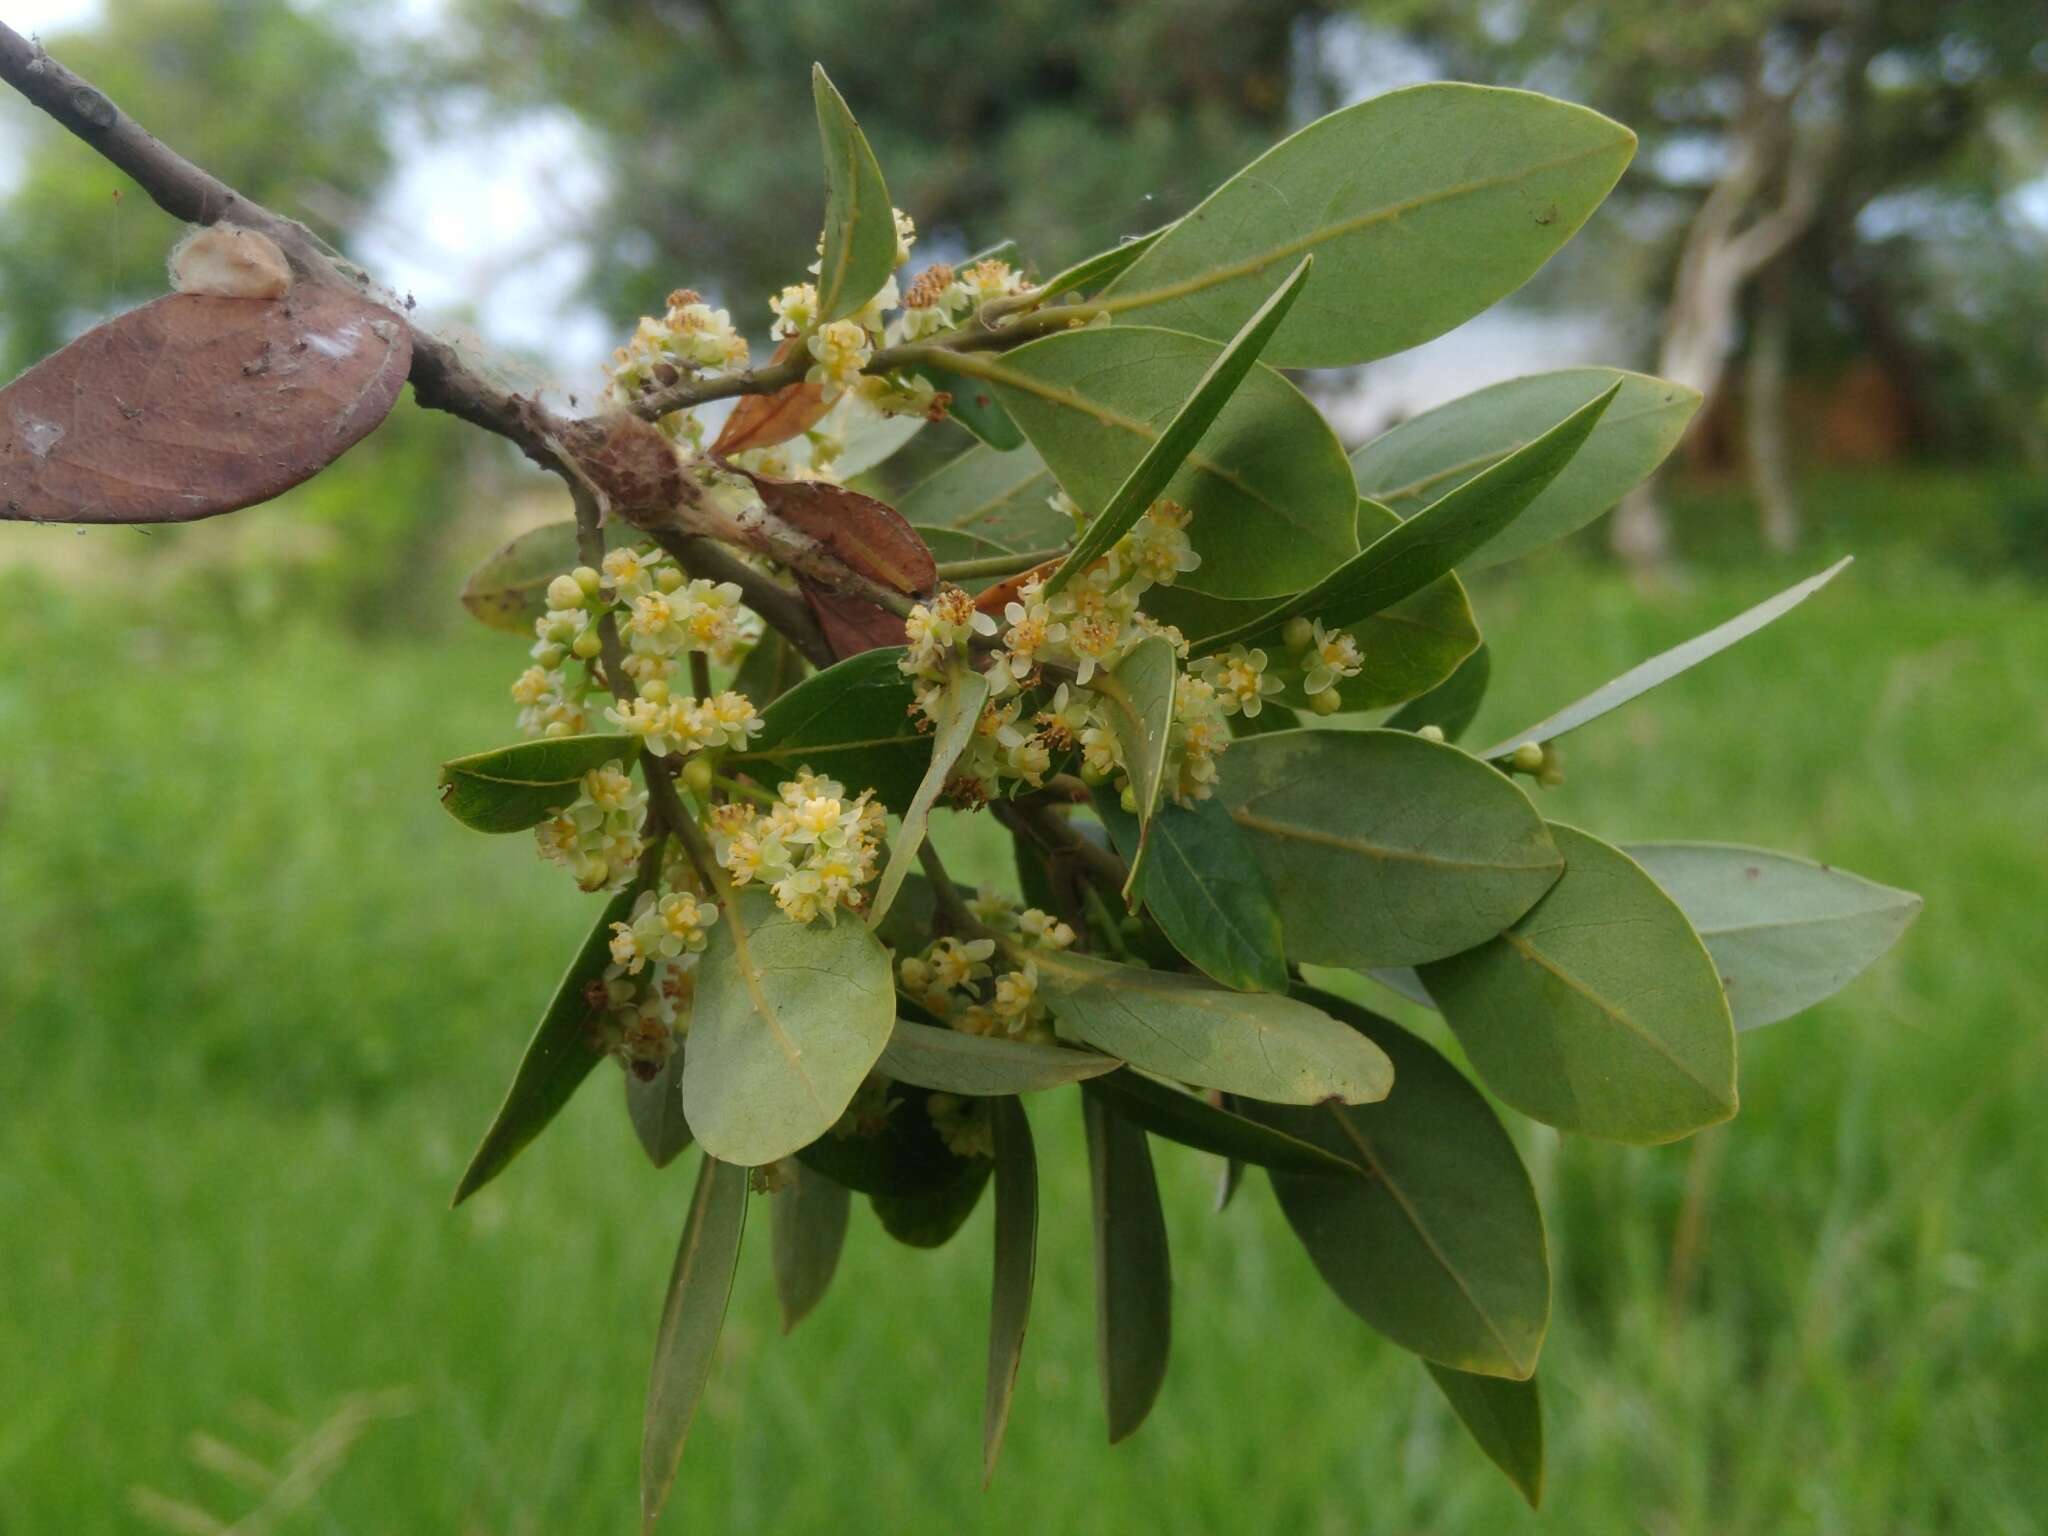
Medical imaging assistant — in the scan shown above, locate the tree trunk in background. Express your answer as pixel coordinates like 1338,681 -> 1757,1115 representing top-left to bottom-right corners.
1611,45 -> 1840,576
1747,262 -> 1800,553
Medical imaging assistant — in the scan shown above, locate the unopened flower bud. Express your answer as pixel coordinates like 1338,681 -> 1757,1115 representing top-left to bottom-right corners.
1282,615 -> 1316,652
1119,784 -> 1138,814
572,565 -> 603,598
547,574 -> 586,610
543,719 -> 573,738
655,565 -> 685,594
640,677 -> 670,705
545,615 -> 581,645
1510,741 -> 1545,774
1309,689 -> 1343,716
1417,724 -> 1446,744
1536,744 -> 1565,788
535,643 -> 568,670
681,756 -> 717,798
571,628 -> 604,660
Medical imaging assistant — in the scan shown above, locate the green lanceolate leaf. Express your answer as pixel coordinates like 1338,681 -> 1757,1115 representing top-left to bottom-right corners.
1044,256 -> 1311,597
1196,385 -> 1618,652
730,631 -> 807,710
1354,368 -> 1699,570
1478,558 -> 1854,761
641,1154 -> 748,1533
984,1097 -> 1037,1486
1427,1363 -> 1544,1507
924,357 -> 1026,450
1215,1154 -> 1245,1212
725,647 -> 927,813
683,887 -> 895,1166
1031,947 -> 1392,1105
1036,225 -> 1169,302
970,326 -> 1357,600
453,884 -> 640,1205
625,1049 -> 694,1170
460,518 -> 623,634
897,442 -> 1067,553
1098,83 -> 1634,368
1083,1094 -> 1171,1444
438,734 -> 636,834
811,65 -> 897,323
1085,1069 -> 1364,1180
1625,842 -> 1922,1032
771,1161 -> 851,1333
869,665 -> 991,928
1386,641 -> 1492,741
1215,730 -> 1562,968
1421,824 -> 1738,1144
1248,993 -> 1549,1378
878,1018 -> 1120,1095
1096,791 -> 1289,993
1092,635 -> 1177,894
871,1149 -> 992,1248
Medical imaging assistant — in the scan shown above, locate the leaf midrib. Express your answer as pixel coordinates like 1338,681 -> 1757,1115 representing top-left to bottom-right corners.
1230,806 -> 1553,875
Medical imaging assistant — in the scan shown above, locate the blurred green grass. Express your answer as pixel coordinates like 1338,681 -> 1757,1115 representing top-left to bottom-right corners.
3,489 -> 2046,1533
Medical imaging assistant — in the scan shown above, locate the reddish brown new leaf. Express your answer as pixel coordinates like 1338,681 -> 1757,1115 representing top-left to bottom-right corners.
735,468 -> 938,597
0,286 -> 410,525
710,338 -> 829,455
799,577 -> 912,658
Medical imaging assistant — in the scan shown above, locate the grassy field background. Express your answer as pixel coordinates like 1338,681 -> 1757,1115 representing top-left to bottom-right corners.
3,477 -> 2045,1533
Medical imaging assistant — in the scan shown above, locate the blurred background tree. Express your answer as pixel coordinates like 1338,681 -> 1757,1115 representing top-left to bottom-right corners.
1378,0 -> 2048,561
429,0 -> 1328,318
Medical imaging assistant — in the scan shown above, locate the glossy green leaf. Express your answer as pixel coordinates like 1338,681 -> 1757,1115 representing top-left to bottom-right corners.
438,734 -> 635,834
624,1049 -> 693,1170
1428,1363 -> 1544,1507
811,65 -> 897,323
459,518 -> 622,634
1354,368 -> 1699,570
1626,842 -> 1922,1032
870,666 -> 990,928
1036,225 -> 1168,301
771,1161 -> 851,1333
1196,385 -> 1617,651
640,1154 -> 747,1533
1478,558 -> 1853,761
871,1149 -> 992,1248
1092,635 -> 1177,894
924,357 -> 1026,450
1099,83 -> 1634,368
725,647 -> 927,813
683,888 -> 895,1166
983,1097 -> 1037,1486
1215,1154 -> 1245,1213
896,442 -> 1067,553
973,326 -> 1358,599
1085,1069 -> 1364,1180
1249,993 -> 1549,1378
1097,792 -> 1289,994
1045,256 -> 1310,597
1083,1094 -> 1171,1444
1421,824 -> 1738,1144
453,885 -> 639,1205
1216,729 -> 1562,968
1386,641 -> 1492,741
878,1017 -> 1120,1095
1031,946 -> 1392,1105
729,631 -> 807,710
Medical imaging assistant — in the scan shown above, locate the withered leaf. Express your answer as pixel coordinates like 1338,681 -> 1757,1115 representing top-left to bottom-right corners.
0,286 -> 410,525
800,576 -> 911,659
974,559 -> 1060,618
711,338 -> 831,456
735,468 -> 937,597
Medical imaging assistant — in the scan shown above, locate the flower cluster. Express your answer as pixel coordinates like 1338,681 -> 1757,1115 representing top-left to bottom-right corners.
605,289 -> 750,410
589,847 -> 721,1078
707,768 -> 885,925
535,759 -> 648,893
896,892 -> 1075,1045
898,497 -> 1237,805
1277,614 -> 1364,711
